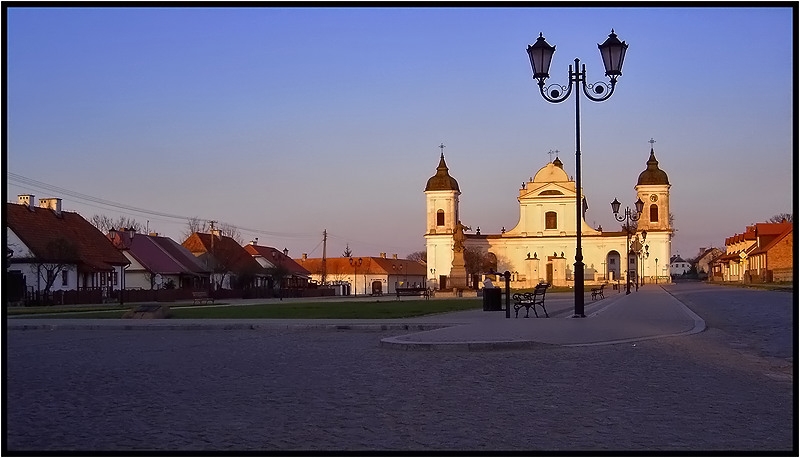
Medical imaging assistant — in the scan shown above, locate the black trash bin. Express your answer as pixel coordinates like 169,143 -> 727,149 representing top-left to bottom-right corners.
482,287 -> 502,311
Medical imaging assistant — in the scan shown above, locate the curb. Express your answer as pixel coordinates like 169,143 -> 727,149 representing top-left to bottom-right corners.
379,337 -> 555,352
6,322 -> 453,332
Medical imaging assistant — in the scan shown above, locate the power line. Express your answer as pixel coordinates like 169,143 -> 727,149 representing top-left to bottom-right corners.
7,172 -> 317,240
8,172 -> 420,255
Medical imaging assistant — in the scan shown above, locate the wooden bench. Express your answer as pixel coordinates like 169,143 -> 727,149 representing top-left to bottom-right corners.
192,291 -> 214,305
512,283 -> 550,318
395,287 -> 431,300
591,283 -> 606,300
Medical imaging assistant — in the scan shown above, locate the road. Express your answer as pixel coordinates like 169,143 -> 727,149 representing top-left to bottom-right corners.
4,283 -> 794,452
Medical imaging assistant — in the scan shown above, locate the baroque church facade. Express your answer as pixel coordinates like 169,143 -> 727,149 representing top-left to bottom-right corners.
424,146 -> 672,290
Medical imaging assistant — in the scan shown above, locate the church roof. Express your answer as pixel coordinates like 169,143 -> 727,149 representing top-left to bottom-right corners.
532,157 -> 569,183
425,154 -> 460,192
637,148 -> 670,186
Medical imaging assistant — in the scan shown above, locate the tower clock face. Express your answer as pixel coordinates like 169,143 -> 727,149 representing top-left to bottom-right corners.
650,194 -> 658,202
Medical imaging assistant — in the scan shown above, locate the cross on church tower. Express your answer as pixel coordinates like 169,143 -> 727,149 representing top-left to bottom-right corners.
548,149 -> 559,163
648,138 -> 656,150
439,143 -> 446,156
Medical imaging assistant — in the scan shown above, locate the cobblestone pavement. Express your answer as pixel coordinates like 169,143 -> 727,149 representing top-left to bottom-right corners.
4,284 -> 795,452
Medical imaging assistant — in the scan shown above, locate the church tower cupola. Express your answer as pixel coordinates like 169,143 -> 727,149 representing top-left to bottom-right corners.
425,153 -> 460,192
636,147 -> 670,186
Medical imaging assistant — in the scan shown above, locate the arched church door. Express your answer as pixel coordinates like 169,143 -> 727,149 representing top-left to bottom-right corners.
606,251 -> 621,281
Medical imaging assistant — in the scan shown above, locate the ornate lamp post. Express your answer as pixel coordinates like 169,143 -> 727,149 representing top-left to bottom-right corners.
527,30 -> 628,318
349,257 -> 362,297
611,197 -> 644,295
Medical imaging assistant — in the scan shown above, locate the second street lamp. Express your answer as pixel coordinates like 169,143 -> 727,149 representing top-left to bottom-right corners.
349,257 -> 362,297
527,30 -> 629,318
611,197 -> 644,295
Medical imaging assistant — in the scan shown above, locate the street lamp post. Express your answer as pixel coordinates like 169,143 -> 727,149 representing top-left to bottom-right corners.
641,242 -> 649,286
654,257 -> 659,284
272,250 -> 285,301
527,30 -> 628,318
611,197 -> 644,295
349,257 -> 362,297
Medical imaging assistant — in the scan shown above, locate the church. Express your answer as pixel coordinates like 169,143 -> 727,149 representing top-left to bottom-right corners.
424,145 -> 673,290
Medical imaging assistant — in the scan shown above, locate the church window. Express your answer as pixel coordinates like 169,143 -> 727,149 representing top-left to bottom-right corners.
436,210 -> 445,226
545,211 -> 557,229
650,204 -> 659,223
539,190 -> 564,196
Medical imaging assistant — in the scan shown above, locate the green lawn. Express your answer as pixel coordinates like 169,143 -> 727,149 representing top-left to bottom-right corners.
11,299 -> 483,320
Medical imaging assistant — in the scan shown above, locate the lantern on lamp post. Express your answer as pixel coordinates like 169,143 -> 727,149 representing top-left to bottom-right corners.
528,30 -> 628,317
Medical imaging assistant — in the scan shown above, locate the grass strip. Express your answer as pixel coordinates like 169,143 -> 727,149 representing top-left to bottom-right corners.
14,299 -> 483,320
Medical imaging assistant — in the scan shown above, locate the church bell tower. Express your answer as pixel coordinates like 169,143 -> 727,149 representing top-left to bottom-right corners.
634,141 -> 671,232
424,148 -> 461,287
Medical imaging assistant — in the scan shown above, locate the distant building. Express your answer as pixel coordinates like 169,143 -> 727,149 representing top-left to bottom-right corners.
694,247 -> 724,279
182,230 -> 265,290
107,228 -> 211,290
670,255 -> 691,276
710,221 -> 793,283
298,253 -> 427,296
244,243 -> 311,289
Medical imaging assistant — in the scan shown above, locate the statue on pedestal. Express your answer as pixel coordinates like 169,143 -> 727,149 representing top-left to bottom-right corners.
450,221 -> 471,289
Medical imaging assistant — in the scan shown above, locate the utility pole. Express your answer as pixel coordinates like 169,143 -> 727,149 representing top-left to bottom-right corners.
321,229 -> 327,284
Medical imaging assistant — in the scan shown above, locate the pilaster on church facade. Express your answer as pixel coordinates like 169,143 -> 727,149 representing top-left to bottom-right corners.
424,145 -> 673,290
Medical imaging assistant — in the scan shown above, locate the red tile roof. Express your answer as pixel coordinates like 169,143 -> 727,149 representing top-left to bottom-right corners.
297,256 -> 427,277
6,202 -> 129,271
182,232 -> 263,274
243,244 -> 311,277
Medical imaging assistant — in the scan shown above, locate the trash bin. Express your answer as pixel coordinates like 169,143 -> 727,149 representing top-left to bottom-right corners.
482,287 -> 502,311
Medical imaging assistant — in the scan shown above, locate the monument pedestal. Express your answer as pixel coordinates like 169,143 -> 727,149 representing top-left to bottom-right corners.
450,257 -> 468,290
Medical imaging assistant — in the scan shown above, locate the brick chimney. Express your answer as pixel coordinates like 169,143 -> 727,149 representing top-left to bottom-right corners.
302,253 -> 307,261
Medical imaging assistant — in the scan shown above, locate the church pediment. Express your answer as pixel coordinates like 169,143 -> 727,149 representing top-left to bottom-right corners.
520,182 -> 575,201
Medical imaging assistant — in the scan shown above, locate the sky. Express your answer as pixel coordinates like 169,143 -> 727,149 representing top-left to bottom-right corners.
5,6 -> 796,260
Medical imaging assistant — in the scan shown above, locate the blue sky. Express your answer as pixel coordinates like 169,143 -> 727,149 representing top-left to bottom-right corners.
5,6 -> 795,260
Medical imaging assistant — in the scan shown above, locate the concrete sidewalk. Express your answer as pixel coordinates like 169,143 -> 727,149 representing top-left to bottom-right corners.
6,285 -> 705,351
382,285 -> 706,350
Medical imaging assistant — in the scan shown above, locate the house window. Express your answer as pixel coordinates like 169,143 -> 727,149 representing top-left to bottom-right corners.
436,210 -> 445,226
545,211 -> 557,229
650,204 -> 659,223
61,270 -> 68,286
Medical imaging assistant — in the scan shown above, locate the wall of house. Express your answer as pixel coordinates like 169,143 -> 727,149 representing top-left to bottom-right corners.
767,234 -> 793,270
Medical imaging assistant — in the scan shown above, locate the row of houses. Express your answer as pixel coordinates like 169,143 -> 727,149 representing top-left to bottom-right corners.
5,195 -> 429,305
709,220 -> 793,283
5,196 -> 313,305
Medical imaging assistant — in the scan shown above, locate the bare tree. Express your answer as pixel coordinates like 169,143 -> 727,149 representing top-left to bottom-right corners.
768,213 -> 793,223
31,238 -> 79,294
406,250 -> 427,263
183,217 -> 208,241
464,246 -> 493,277
89,215 -> 144,233
218,222 -> 244,245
